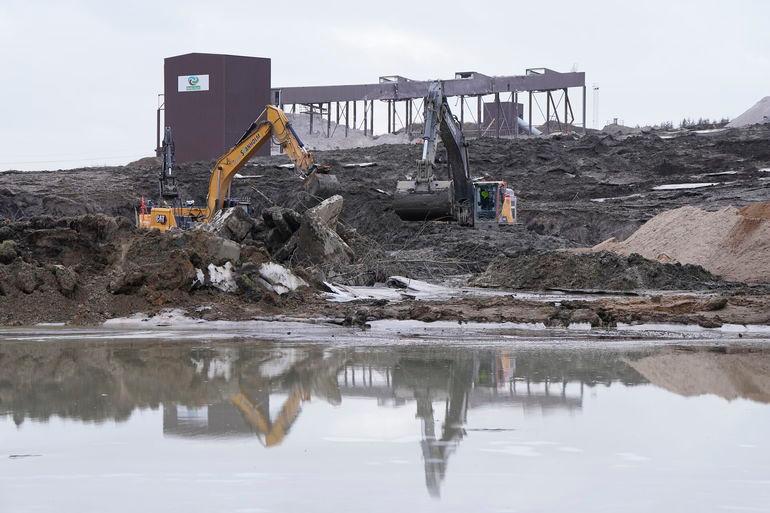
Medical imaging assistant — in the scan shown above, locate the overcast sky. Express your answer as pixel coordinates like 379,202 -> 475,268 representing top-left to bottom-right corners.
1,0 -> 768,171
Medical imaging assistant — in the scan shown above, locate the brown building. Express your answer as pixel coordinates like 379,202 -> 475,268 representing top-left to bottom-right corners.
163,53 -> 271,163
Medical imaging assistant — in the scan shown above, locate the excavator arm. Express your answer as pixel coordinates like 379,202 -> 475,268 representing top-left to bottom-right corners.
204,105 -> 315,221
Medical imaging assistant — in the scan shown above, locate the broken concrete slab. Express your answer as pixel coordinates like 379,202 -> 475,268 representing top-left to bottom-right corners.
294,217 -> 354,267
305,194 -> 344,228
205,207 -> 255,243
263,206 -> 301,240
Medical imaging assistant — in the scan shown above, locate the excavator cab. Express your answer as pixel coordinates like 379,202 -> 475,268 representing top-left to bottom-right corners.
473,181 -> 516,226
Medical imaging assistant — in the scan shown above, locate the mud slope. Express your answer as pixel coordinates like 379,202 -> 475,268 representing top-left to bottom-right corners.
2,124 -> 769,255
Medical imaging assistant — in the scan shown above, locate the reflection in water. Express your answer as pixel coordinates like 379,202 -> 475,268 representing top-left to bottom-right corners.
2,340 -> 769,498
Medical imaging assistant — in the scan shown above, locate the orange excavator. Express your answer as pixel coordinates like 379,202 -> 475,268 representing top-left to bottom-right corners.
138,105 -> 337,231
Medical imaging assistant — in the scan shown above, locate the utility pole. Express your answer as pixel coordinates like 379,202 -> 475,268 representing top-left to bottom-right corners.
592,84 -> 600,129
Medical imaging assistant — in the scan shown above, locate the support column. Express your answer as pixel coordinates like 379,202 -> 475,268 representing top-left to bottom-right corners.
387,100 -> 392,134
407,100 -> 412,137
291,104 -> 296,114
494,92 -> 501,138
477,95 -> 482,137
353,101 -> 357,131
363,101 -> 367,136
459,95 -> 464,126
345,100 -> 349,137
309,104 -> 314,134
370,100 -> 374,135
327,102 -> 331,137
528,92 -> 532,136
564,89 -> 569,133
514,91 -> 518,139
336,102 -> 340,126
546,93 -> 551,135
582,86 -> 587,134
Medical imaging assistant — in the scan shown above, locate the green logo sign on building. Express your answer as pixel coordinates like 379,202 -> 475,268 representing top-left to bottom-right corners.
177,74 -> 209,93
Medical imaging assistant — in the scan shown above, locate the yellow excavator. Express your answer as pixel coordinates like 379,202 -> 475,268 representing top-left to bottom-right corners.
138,105 -> 337,231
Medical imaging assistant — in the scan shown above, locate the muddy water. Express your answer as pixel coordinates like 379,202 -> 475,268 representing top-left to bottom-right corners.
2,331 -> 770,512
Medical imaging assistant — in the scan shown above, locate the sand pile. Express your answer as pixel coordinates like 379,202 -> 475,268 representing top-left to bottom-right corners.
727,96 -> 770,128
601,123 -> 642,136
280,112 -> 413,152
594,202 -> 770,284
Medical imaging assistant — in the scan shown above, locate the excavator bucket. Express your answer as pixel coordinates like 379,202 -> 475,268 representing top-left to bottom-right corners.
304,170 -> 340,199
393,179 -> 453,221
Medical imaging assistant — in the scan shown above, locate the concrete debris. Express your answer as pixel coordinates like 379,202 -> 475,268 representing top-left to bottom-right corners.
727,96 -> 770,128
256,195 -> 354,273
342,162 -> 377,168
207,262 -> 237,292
258,262 -> 308,295
293,196 -> 354,268
305,194 -> 344,228
204,206 -> 255,243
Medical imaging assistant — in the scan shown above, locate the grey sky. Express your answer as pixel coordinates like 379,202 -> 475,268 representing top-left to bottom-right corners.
1,0 -> 768,170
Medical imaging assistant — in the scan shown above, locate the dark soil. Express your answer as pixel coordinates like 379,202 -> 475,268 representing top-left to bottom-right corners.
473,250 -> 729,291
3,124 -> 769,267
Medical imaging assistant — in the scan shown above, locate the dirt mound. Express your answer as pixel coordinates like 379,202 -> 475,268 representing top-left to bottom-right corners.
594,202 -> 770,284
473,250 -> 726,291
0,213 -> 315,325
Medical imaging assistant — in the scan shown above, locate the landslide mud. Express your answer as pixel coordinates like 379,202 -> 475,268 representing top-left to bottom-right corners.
1,125 -> 769,326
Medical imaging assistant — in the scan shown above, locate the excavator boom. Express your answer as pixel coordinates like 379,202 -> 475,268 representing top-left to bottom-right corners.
205,105 -> 315,221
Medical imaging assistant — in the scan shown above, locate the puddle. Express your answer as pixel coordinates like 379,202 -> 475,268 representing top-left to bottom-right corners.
1,336 -> 769,512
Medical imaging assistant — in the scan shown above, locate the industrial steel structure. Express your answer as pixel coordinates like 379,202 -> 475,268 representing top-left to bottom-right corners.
271,68 -> 586,138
